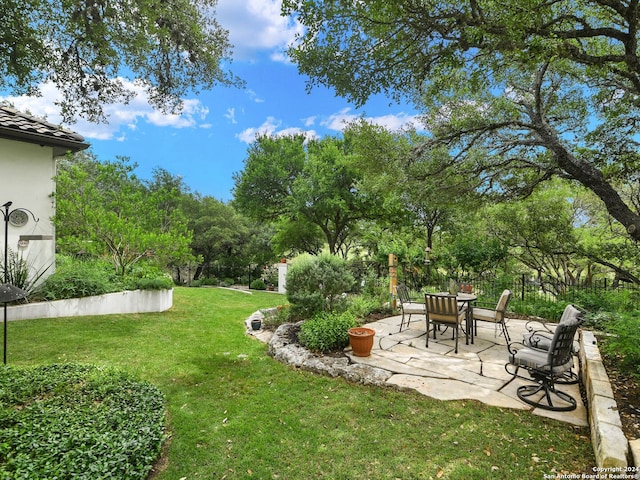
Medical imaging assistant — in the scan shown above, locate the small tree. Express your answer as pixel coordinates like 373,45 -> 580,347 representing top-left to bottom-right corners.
55,154 -> 194,275
286,253 -> 355,318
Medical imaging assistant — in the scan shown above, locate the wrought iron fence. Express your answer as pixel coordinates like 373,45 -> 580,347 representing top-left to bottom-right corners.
404,269 -> 639,304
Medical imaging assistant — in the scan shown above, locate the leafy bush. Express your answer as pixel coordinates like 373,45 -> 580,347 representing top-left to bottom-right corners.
34,258 -> 119,300
286,253 -> 355,318
32,255 -> 173,301
346,294 -> 389,318
262,304 -> 304,329
123,263 -> 174,290
508,298 -> 569,321
601,313 -> 640,378
126,276 -> 174,290
298,311 -> 357,353
0,364 -> 166,479
562,288 -> 640,313
250,278 -> 267,290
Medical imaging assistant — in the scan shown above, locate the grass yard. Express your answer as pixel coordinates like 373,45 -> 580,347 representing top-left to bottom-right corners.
6,287 -> 594,479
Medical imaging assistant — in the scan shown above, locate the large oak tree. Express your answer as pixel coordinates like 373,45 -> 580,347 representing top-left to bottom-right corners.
1,0 -> 240,122
283,0 -> 640,243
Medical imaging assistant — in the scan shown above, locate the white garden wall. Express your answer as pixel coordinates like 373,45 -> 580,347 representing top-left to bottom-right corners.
6,289 -> 173,321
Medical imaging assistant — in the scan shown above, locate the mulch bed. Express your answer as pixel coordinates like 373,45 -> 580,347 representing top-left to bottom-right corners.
601,350 -> 640,441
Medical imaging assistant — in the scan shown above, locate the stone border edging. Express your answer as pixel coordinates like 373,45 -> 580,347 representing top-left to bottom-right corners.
246,310 -> 393,386
579,330 -> 633,468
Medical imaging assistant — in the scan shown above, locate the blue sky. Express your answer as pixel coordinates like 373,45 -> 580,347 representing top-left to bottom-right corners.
1,0 -> 422,201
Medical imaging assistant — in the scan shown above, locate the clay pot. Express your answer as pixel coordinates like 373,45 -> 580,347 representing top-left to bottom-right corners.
251,319 -> 262,330
348,327 -> 375,357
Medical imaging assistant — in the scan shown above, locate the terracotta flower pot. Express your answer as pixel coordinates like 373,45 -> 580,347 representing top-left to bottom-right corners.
348,327 -> 375,357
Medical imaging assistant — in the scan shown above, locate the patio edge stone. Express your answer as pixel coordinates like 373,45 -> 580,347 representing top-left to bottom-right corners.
579,330 -> 630,469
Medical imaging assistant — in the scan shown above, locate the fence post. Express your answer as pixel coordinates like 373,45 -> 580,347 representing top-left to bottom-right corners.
521,274 -> 526,301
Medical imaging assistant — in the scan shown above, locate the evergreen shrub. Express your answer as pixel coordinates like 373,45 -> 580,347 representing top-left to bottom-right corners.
250,279 -> 267,290
299,311 -> 357,353
286,253 -> 355,318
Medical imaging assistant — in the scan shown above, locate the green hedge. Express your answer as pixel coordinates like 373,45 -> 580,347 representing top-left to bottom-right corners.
32,255 -> 173,301
0,364 -> 166,479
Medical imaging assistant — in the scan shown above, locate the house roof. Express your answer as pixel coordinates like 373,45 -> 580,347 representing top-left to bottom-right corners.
0,106 -> 89,156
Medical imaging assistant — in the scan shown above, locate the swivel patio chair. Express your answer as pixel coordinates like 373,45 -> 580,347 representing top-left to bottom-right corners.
505,307 -> 584,411
425,293 -> 467,354
396,283 -> 424,331
521,304 -> 585,384
472,289 -> 512,342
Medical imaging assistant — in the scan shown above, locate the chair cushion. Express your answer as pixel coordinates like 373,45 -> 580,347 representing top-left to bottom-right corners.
510,347 -> 573,374
402,302 -> 425,314
523,332 -> 580,354
473,307 -> 498,323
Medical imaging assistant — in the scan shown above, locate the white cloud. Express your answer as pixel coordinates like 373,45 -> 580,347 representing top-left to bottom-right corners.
225,107 -> 237,124
321,108 -> 427,132
0,79 -> 211,140
236,116 -> 317,144
321,107 -> 358,131
246,89 -> 265,103
303,115 -> 317,127
216,0 -> 302,62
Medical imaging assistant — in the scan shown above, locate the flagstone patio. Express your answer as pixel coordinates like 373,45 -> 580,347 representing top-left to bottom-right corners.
347,314 -> 588,427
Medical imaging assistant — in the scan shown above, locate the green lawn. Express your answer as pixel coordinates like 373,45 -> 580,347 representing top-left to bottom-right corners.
7,287 -> 594,479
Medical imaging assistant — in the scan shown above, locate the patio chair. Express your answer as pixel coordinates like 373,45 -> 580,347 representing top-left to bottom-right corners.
521,304 -> 585,384
472,289 -> 512,342
396,283 -> 424,331
505,307 -> 583,411
425,293 -> 467,354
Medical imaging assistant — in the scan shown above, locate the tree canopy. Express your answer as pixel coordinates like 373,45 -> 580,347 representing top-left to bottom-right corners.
233,134 -> 384,257
55,154 -> 194,275
283,0 -> 640,241
1,0 -> 240,122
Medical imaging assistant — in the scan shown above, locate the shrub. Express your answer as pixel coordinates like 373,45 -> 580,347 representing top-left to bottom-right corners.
346,295 -> 387,319
250,278 -> 267,290
262,304 -> 304,329
34,259 -> 118,300
286,253 -> 355,318
0,363 -> 166,479
508,298 -> 569,321
298,311 -> 357,353
601,312 -> 640,378
126,276 -> 174,290
32,256 -> 173,301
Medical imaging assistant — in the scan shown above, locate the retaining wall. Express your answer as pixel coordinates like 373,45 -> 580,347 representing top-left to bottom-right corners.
6,289 -> 173,321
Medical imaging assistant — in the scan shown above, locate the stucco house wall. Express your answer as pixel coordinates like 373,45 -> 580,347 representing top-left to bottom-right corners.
1,139 -> 57,283
0,107 -> 88,287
